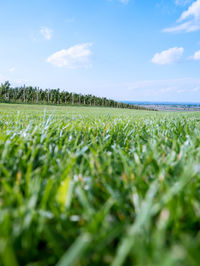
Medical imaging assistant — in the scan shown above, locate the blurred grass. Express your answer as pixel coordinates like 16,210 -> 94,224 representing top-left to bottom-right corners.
0,103 -> 200,266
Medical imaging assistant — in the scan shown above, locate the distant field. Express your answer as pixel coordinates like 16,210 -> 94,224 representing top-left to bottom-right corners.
1,104 -> 200,266
132,103 -> 200,112
139,104 -> 200,112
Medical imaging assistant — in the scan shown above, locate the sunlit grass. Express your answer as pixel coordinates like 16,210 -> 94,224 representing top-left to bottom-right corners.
0,104 -> 200,265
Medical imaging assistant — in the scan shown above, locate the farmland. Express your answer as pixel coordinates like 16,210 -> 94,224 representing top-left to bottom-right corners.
1,103 -> 200,266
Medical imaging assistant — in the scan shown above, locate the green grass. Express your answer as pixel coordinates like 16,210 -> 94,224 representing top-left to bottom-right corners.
1,103 -> 200,266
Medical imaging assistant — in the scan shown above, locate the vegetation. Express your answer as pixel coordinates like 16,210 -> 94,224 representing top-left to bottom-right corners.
0,81 -> 154,110
1,104 -> 200,266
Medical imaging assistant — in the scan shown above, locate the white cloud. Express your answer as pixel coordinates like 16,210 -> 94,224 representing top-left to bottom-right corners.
47,43 -> 93,68
164,21 -> 200,32
191,49 -> 200,60
179,0 -> 200,21
40,27 -> 53,40
164,0 -> 200,33
152,47 -> 184,65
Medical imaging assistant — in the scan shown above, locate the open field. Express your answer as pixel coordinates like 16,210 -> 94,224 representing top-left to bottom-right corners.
135,104 -> 200,112
124,102 -> 200,112
1,104 -> 200,266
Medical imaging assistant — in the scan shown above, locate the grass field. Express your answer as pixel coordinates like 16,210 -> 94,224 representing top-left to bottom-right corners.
1,103 -> 200,266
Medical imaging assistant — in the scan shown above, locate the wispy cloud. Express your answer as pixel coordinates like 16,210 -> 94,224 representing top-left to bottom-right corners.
47,43 -> 93,68
95,78 -> 200,102
164,21 -> 200,32
119,0 -> 129,4
164,0 -> 200,33
40,26 -> 53,40
108,0 -> 130,4
0,75 -> 29,86
192,86 -> 200,91
191,49 -> 200,60
152,47 -> 184,65
175,0 -> 193,6
9,67 -> 15,72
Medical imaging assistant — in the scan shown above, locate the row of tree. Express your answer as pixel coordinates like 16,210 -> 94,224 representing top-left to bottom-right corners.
0,81 -> 155,110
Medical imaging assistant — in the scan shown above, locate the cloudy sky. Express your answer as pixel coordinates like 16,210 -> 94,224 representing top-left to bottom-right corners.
0,0 -> 200,102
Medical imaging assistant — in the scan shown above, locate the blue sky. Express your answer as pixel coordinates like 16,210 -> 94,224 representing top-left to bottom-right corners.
0,0 -> 200,102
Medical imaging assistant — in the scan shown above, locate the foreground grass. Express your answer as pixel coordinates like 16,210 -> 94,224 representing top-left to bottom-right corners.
0,104 -> 200,266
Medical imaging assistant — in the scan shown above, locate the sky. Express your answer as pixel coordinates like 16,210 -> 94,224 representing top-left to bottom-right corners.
0,0 -> 200,102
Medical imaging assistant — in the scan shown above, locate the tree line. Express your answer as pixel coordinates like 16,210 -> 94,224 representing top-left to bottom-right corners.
0,81 -> 155,110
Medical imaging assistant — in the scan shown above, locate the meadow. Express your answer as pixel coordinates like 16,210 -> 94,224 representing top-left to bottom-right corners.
0,103 -> 200,266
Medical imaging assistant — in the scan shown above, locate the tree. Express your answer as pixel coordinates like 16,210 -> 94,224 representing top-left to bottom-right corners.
0,81 -> 152,111
0,81 -> 11,102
